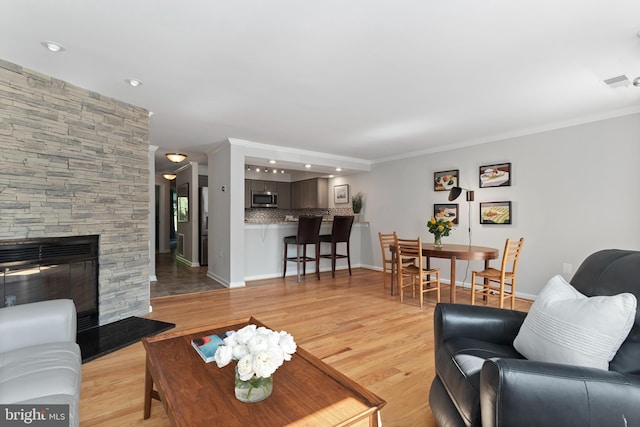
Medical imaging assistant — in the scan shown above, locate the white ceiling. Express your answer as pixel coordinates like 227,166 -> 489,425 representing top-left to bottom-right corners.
2,1 -> 640,175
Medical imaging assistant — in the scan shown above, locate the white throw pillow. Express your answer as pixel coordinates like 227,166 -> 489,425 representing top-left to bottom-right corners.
513,274 -> 637,370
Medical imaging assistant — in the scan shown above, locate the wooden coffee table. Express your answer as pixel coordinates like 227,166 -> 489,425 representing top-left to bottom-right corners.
142,317 -> 386,426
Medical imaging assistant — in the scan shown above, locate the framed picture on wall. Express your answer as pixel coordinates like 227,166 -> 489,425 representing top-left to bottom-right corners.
334,184 -> 349,204
434,170 -> 459,191
480,201 -> 511,225
177,183 -> 189,222
479,163 -> 511,188
434,203 -> 459,225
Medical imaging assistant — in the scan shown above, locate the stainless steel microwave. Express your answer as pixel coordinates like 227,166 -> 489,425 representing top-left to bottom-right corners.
251,191 -> 279,208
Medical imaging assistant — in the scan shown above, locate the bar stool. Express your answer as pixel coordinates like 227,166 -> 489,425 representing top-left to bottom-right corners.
319,215 -> 354,277
283,215 -> 323,283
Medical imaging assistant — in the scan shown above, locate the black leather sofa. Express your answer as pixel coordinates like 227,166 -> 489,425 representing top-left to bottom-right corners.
429,249 -> 640,427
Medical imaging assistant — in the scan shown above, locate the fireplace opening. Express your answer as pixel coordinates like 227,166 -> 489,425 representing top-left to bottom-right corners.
0,235 -> 99,331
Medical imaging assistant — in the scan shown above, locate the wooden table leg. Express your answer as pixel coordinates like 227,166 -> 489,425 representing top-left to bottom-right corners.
390,251 -> 396,296
143,358 -> 153,419
483,259 -> 491,302
373,411 -> 382,427
449,257 -> 457,303
144,357 -> 163,419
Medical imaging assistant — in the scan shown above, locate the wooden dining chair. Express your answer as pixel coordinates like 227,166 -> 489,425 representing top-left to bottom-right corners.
378,232 -> 416,290
378,232 -> 397,289
396,237 -> 440,307
470,237 -> 524,309
283,215 -> 323,283
319,216 -> 355,277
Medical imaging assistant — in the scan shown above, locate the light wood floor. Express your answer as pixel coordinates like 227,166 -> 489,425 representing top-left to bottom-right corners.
80,268 -> 532,426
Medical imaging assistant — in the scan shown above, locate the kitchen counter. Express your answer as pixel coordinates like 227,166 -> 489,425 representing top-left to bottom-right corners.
244,220 -> 368,226
244,222 -> 372,280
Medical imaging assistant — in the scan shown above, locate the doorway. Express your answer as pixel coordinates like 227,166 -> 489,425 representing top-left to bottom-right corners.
152,183 -> 224,298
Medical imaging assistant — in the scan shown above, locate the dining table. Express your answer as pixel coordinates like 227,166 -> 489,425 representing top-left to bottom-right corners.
391,243 -> 499,303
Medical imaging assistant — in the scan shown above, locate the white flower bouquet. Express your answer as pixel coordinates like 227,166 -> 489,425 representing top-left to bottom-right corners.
214,324 -> 297,380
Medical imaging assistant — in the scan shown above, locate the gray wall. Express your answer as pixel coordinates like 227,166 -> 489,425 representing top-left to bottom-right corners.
331,113 -> 640,299
0,59 -> 150,324
207,140 -> 246,287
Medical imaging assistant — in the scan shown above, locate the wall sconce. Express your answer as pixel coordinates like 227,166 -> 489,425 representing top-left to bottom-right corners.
448,186 -> 474,202
166,153 -> 187,163
449,186 -> 475,240
162,173 -> 176,180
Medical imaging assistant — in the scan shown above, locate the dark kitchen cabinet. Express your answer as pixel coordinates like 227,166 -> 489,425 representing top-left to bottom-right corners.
250,180 -> 277,193
291,178 -> 328,209
245,180 -> 251,208
277,182 -> 291,209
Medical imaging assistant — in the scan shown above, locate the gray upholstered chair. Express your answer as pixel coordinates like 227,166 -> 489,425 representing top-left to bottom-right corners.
0,299 -> 81,427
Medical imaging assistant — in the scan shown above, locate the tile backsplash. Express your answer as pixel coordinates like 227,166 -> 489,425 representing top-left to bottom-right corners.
245,207 -> 357,223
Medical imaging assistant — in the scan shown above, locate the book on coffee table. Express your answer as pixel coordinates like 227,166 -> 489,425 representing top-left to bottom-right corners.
191,333 -> 226,363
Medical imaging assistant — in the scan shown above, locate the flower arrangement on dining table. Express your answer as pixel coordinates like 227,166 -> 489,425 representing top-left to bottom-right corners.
427,217 -> 454,247
214,324 -> 297,379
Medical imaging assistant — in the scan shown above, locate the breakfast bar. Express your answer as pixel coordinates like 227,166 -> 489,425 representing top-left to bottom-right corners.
244,221 -> 371,281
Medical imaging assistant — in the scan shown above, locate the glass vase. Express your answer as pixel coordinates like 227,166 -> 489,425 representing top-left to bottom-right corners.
234,367 -> 273,403
433,234 -> 443,248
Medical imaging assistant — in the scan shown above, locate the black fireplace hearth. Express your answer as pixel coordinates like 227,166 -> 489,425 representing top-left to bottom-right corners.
0,235 -> 99,331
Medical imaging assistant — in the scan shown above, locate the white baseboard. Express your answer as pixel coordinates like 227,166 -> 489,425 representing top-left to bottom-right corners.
176,254 -> 199,268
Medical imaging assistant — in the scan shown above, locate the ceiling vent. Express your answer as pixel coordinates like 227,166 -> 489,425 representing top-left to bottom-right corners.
604,75 -> 631,88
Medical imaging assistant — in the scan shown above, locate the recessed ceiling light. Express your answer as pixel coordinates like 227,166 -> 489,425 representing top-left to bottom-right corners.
269,160 -> 276,164
329,175 -> 334,178
272,169 -> 277,174
125,78 -> 143,87
41,41 -> 65,53
305,164 -> 311,168
280,170 -> 285,173
336,168 -> 342,172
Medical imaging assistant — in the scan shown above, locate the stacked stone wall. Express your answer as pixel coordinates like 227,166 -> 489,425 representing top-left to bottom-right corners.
0,59 -> 150,323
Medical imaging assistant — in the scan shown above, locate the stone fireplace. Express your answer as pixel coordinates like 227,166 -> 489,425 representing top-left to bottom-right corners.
0,59 -> 151,325
0,235 -> 99,331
